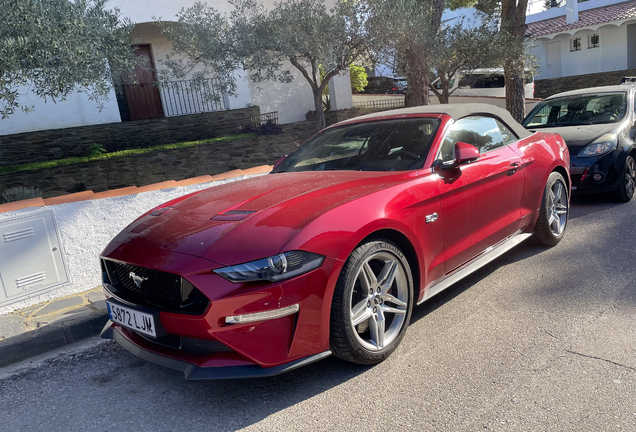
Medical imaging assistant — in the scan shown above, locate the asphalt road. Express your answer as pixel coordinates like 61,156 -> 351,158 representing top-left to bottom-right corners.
2,193 -> 636,431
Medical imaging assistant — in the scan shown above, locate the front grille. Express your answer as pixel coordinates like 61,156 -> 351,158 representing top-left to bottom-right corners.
103,259 -> 209,314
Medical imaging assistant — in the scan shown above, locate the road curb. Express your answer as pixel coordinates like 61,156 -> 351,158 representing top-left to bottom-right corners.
0,310 -> 108,368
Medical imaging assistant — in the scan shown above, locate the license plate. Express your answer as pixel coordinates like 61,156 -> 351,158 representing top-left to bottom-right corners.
107,301 -> 157,338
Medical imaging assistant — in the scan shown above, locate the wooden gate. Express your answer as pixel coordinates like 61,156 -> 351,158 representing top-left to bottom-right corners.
123,45 -> 164,121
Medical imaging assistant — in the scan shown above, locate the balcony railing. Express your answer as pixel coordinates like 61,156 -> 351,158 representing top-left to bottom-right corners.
158,78 -> 227,117
251,111 -> 279,128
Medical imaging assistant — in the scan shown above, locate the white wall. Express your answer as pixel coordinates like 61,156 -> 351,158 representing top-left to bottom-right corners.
0,175 -> 260,315
600,25 -> 628,71
534,24 -> 629,79
329,70 -> 354,111
112,1 -> 343,123
0,85 -> 121,136
249,64 -> 317,124
129,23 -> 253,114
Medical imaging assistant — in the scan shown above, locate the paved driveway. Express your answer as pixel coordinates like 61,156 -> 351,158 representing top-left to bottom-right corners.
1,194 -> 635,431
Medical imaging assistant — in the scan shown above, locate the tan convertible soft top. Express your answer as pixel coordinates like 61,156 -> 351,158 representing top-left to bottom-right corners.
337,103 -> 532,139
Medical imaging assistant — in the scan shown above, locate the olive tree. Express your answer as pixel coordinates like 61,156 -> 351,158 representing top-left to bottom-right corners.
366,0 -> 486,107
428,17 -> 501,104
462,0 -> 533,121
0,0 -> 138,119
366,0 -> 443,107
161,0 -> 371,131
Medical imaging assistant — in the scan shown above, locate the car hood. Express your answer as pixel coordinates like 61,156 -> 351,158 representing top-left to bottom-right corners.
106,171 -> 410,266
533,123 -> 619,150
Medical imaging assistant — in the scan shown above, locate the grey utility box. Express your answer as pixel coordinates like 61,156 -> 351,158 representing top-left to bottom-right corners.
0,211 -> 69,307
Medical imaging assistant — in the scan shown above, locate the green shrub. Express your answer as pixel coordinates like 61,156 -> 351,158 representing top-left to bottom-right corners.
85,144 -> 107,157
350,65 -> 368,93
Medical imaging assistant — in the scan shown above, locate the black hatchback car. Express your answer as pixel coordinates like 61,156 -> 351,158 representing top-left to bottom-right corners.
523,84 -> 636,201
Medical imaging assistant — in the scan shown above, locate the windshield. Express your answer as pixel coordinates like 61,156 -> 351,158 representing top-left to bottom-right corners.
272,118 -> 441,173
524,92 -> 627,128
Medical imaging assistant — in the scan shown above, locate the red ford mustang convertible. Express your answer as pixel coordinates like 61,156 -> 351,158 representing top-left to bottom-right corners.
100,104 -> 570,379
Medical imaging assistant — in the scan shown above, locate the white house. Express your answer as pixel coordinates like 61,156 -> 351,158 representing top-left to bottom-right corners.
1,0 -> 353,136
527,0 -> 636,80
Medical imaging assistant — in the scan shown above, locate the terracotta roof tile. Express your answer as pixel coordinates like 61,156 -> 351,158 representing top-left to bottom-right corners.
527,0 -> 636,37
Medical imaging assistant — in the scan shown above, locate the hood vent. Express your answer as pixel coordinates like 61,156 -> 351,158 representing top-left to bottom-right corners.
211,209 -> 258,221
221,210 -> 257,215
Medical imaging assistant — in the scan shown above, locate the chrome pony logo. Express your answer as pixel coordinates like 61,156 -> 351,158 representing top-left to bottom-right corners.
128,272 -> 148,288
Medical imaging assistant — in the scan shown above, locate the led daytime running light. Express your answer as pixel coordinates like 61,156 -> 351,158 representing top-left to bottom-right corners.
225,304 -> 300,324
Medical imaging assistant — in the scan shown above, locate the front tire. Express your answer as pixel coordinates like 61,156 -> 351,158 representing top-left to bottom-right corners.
330,239 -> 413,365
614,155 -> 636,202
533,171 -> 569,247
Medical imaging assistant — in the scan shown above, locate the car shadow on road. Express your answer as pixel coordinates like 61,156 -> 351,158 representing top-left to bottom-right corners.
409,240 -> 548,325
569,193 -> 626,219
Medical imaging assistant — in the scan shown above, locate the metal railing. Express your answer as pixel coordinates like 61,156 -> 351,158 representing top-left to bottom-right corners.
251,111 -> 279,128
353,98 -> 405,110
158,78 -> 227,117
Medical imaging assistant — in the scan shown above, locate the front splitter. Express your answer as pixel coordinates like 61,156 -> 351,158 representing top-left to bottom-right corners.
100,321 -> 332,380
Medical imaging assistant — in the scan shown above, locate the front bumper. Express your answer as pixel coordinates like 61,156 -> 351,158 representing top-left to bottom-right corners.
101,322 -> 331,379
569,149 -> 628,194
100,249 -> 341,378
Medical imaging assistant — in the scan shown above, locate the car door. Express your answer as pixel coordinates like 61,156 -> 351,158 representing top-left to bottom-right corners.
434,116 -> 524,273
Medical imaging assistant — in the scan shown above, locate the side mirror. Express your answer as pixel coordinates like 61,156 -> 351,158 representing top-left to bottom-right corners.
454,142 -> 480,164
273,155 -> 287,170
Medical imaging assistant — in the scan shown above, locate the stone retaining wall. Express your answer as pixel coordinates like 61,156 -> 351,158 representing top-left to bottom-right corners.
0,123 -> 315,198
535,69 -> 636,99
0,106 -> 260,167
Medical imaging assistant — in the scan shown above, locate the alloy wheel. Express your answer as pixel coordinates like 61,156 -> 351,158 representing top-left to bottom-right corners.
349,251 -> 409,351
548,180 -> 568,236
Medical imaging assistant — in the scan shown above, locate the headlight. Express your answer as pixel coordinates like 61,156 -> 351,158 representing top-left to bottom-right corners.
577,134 -> 618,157
213,251 -> 325,283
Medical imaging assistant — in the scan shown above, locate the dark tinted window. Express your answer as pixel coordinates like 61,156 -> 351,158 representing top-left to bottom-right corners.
272,118 -> 441,173
437,116 -> 505,163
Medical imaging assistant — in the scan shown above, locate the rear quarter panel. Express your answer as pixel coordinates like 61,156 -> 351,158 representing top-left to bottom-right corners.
509,132 -> 570,231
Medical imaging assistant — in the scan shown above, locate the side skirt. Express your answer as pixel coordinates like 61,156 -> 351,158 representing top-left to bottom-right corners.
418,232 -> 533,305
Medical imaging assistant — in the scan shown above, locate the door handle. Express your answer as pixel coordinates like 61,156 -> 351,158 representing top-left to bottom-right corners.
509,162 -> 521,174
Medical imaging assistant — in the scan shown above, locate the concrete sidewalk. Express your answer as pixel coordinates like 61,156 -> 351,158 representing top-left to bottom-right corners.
0,288 -> 108,368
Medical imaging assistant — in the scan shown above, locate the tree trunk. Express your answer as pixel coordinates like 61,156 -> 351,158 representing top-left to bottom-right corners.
504,62 -> 525,122
501,0 -> 529,122
313,89 -> 326,131
404,47 -> 430,107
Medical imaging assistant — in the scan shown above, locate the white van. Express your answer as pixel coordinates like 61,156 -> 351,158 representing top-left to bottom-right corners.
432,68 -> 535,99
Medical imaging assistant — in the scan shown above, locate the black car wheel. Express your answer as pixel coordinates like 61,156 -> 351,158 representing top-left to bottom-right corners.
533,171 -> 569,247
330,239 -> 413,365
614,155 -> 636,202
